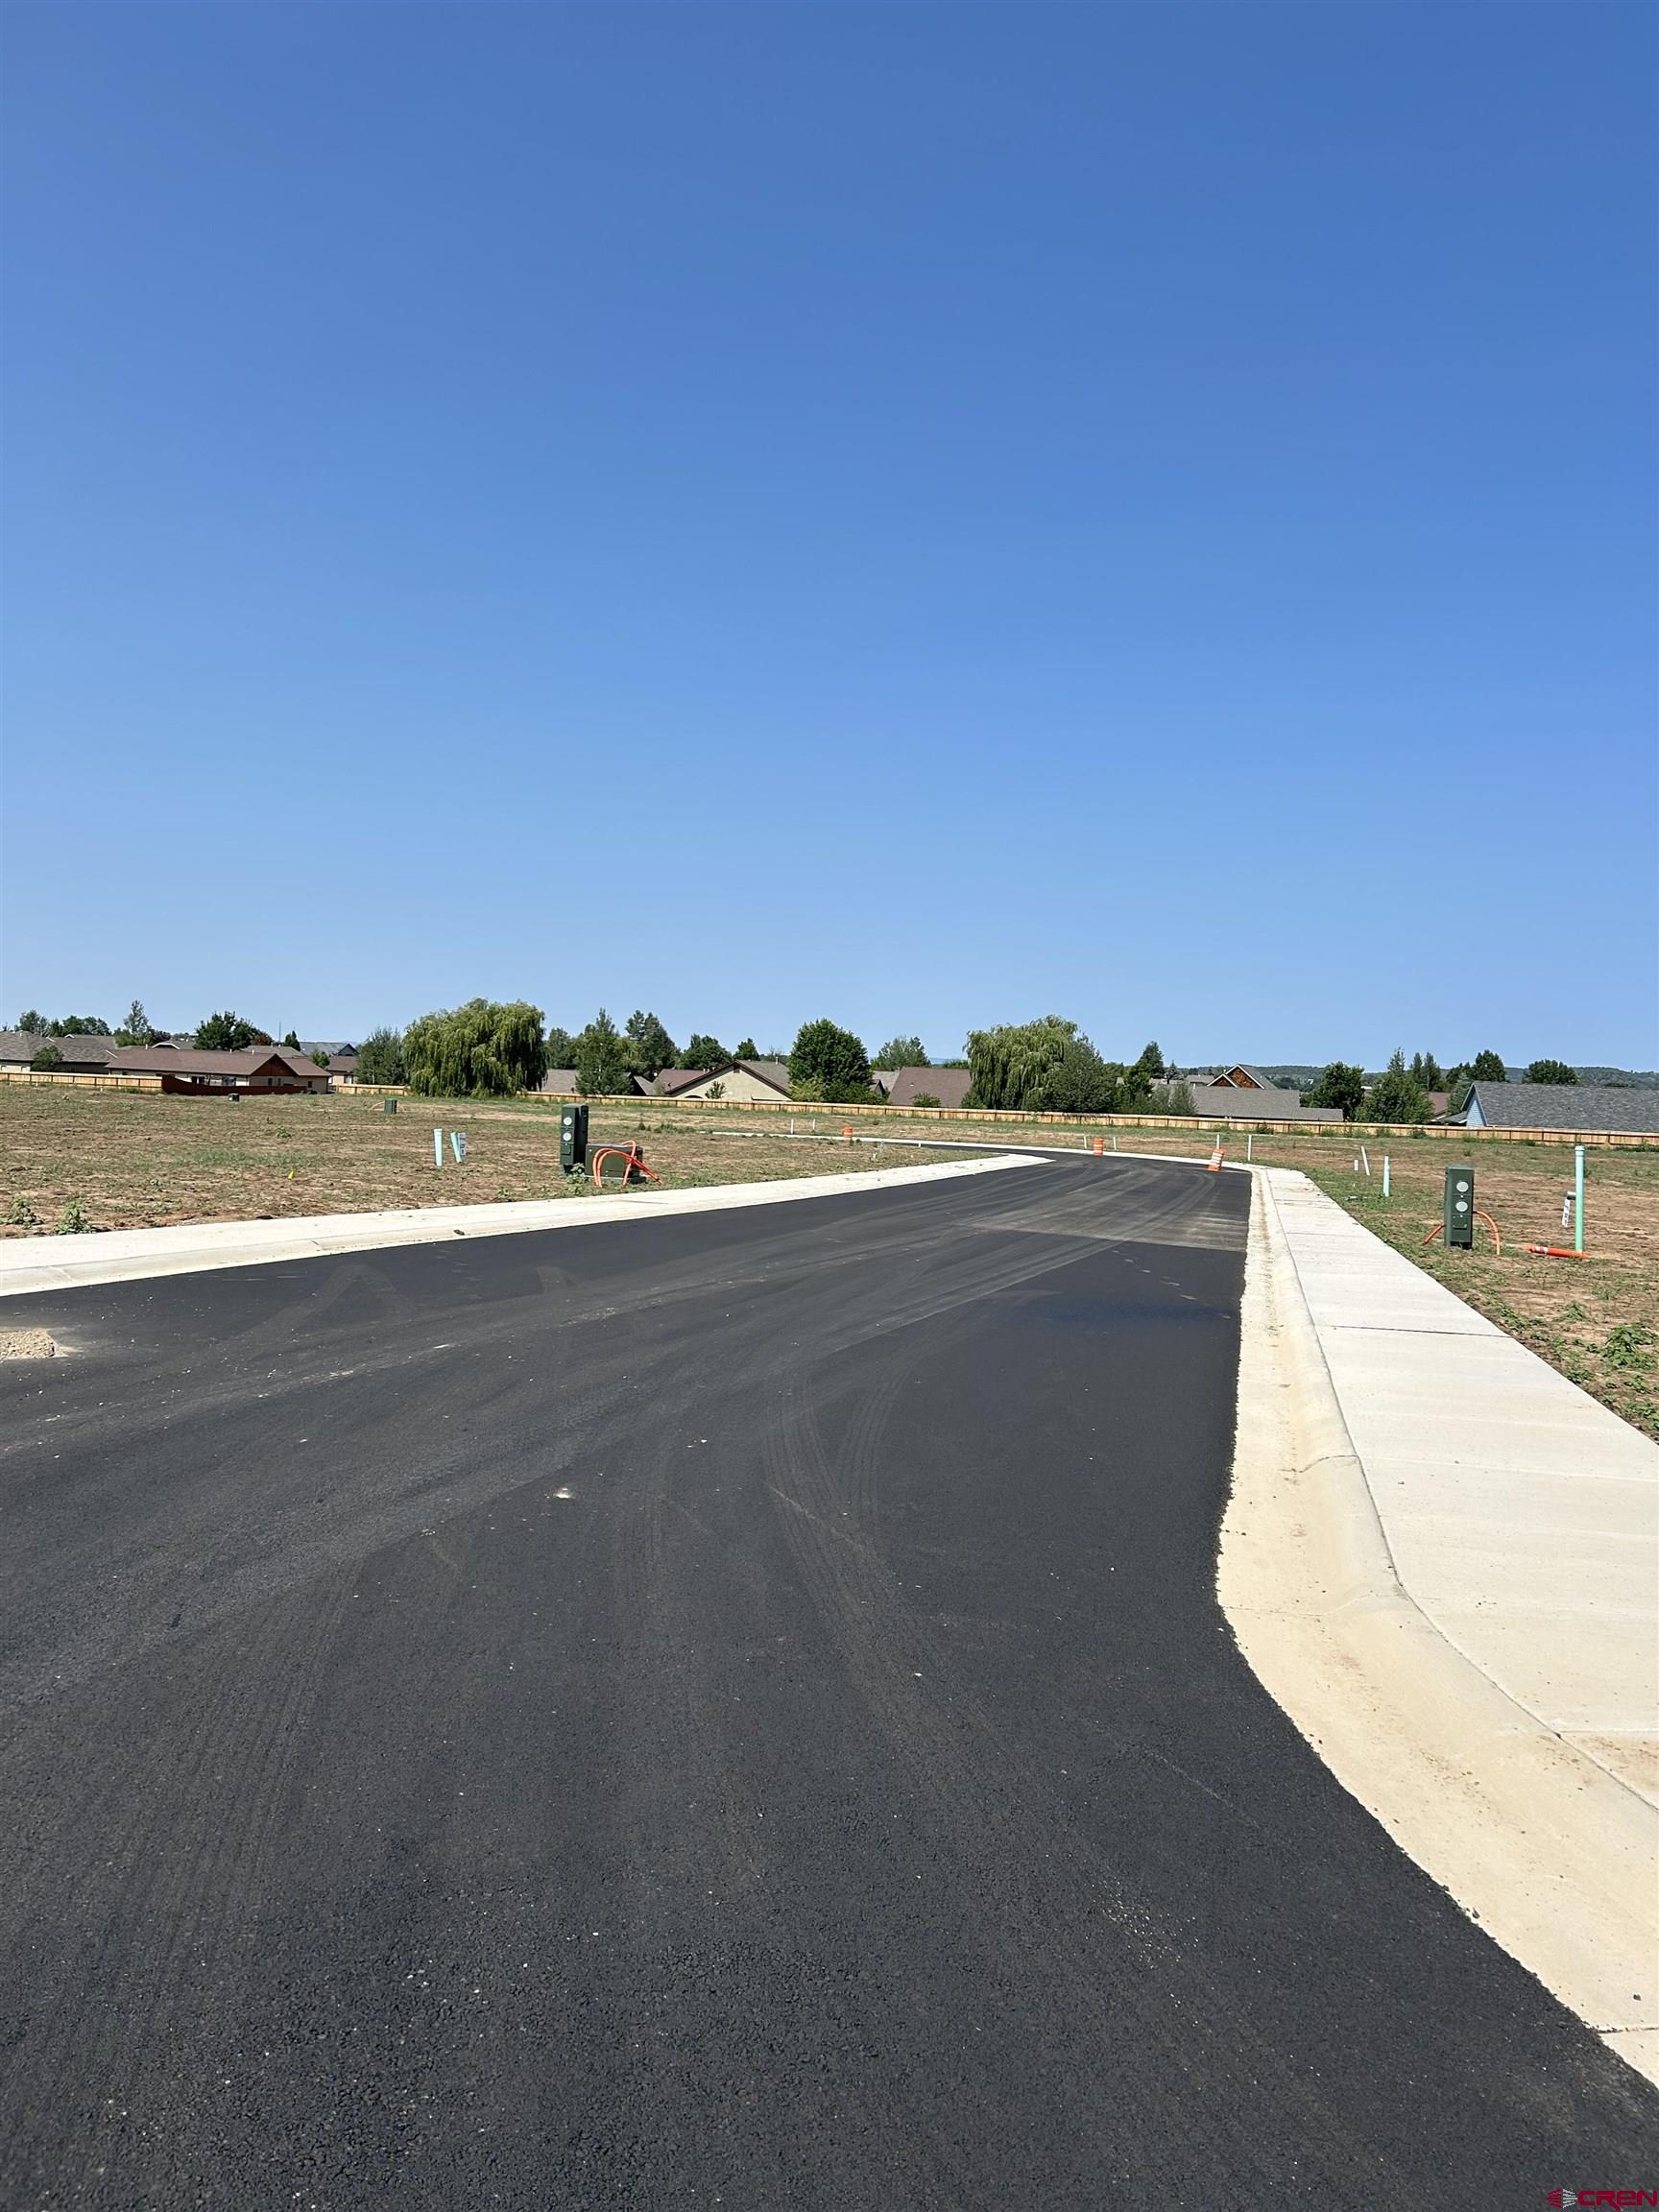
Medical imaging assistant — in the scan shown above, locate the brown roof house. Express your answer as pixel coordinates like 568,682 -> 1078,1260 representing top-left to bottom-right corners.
884,1067 -> 973,1110
106,1046 -> 331,1095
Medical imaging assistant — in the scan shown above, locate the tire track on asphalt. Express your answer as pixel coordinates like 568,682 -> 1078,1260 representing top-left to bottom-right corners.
757,1350 -> 1401,2202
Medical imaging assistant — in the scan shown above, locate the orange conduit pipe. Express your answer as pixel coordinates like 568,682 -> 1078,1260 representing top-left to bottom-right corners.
1422,1212 -> 1502,1256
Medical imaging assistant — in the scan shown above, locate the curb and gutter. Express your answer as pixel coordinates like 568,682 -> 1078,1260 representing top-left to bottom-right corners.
1222,1166 -> 1658,2085
0,1153 -> 1039,1301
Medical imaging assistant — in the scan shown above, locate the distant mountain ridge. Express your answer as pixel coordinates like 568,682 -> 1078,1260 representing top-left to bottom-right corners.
1243,1065 -> 1659,1092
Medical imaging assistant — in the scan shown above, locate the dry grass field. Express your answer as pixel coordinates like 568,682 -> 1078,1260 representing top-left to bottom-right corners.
0,1086 -> 944,1237
4,1083 -> 1655,1436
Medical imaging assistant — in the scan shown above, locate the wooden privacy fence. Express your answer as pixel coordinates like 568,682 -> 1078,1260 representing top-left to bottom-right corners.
0,1069 -> 163,1093
6,1068 -> 1651,1148
528,1090 -> 1659,1151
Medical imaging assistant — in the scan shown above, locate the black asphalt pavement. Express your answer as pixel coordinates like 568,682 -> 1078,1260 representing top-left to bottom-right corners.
1,1157 -> 1653,2209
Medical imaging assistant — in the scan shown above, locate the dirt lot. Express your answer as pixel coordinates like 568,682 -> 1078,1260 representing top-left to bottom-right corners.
0,1087 -> 950,1238
4,1084 -> 1655,1437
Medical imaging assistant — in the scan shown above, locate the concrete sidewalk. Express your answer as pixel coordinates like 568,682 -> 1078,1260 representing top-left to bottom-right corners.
0,1153 -> 1037,1301
1222,1166 -> 1659,2081
1268,1166 -> 1658,1801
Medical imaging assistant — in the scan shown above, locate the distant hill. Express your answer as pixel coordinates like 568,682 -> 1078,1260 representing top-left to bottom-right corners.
1242,1064 -> 1659,1093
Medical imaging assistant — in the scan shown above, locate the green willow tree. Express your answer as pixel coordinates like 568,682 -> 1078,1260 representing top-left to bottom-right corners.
965,1017 -> 1115,1113
404,1000 -> 546,1097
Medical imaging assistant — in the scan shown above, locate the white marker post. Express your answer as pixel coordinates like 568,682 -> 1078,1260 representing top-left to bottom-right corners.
450,1131 -> 468,1165
1382,1155 -> 1390,1198
434,1127 -> 444,1167
1575,1143 -> 1585,1255
1360,1144 -> 1371,1177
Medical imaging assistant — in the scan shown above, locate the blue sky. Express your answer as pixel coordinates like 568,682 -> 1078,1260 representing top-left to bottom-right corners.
4,2 -> 1654,1068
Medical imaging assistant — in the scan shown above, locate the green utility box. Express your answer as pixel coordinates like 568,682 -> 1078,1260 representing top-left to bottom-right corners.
1443,1164 -> 1475,1249
560,1102 -> 590,1171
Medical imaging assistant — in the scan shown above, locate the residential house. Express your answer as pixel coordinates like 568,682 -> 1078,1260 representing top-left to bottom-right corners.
537,1069 -> 580,1096
0,1030 -> 117,1072
105,1046 -> 331,1095
1453,1084 -> 1659,1137
884,1067 -> 973,1110
626,1069 -> 709,1096
294,1041 -> 358,1085
1186,1065 -> 1342,1124
659,1060 -> 792,1101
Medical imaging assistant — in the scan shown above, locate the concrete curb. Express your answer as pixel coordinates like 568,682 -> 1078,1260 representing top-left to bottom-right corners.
1220,1167 -> 1659,2086
0,1153 -> 1041,1301
779,1132 -> 1242,1168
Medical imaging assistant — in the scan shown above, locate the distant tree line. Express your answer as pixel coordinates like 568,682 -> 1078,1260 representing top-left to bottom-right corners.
1299,1045 -> 1583,1123
7,994 -> 1607,1114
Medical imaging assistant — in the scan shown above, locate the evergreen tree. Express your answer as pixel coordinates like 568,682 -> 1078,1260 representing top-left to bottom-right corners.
1469,1049 -> 1507,1083
733,1038 -> 759,1060
574,1008 -> 630,1095
1366,1049 -> 1430,1124
684,1033 -> 727,1070
1525,1058 -> 1577,1085
622,1010 -> 678,1080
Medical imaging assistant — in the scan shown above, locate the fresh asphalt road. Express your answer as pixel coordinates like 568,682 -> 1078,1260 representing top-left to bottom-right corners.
2,1157 -> 1654,2209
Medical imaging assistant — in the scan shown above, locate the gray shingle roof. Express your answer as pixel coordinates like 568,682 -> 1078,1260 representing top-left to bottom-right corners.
1188,1083 -> 1340,1123
0,1031 -> 116,1068
1461,1083 -> 1659,1135
886,1067 -> 972,1110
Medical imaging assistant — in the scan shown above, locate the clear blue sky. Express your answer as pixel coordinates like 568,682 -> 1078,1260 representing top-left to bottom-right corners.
4,2 -> 1654,1068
